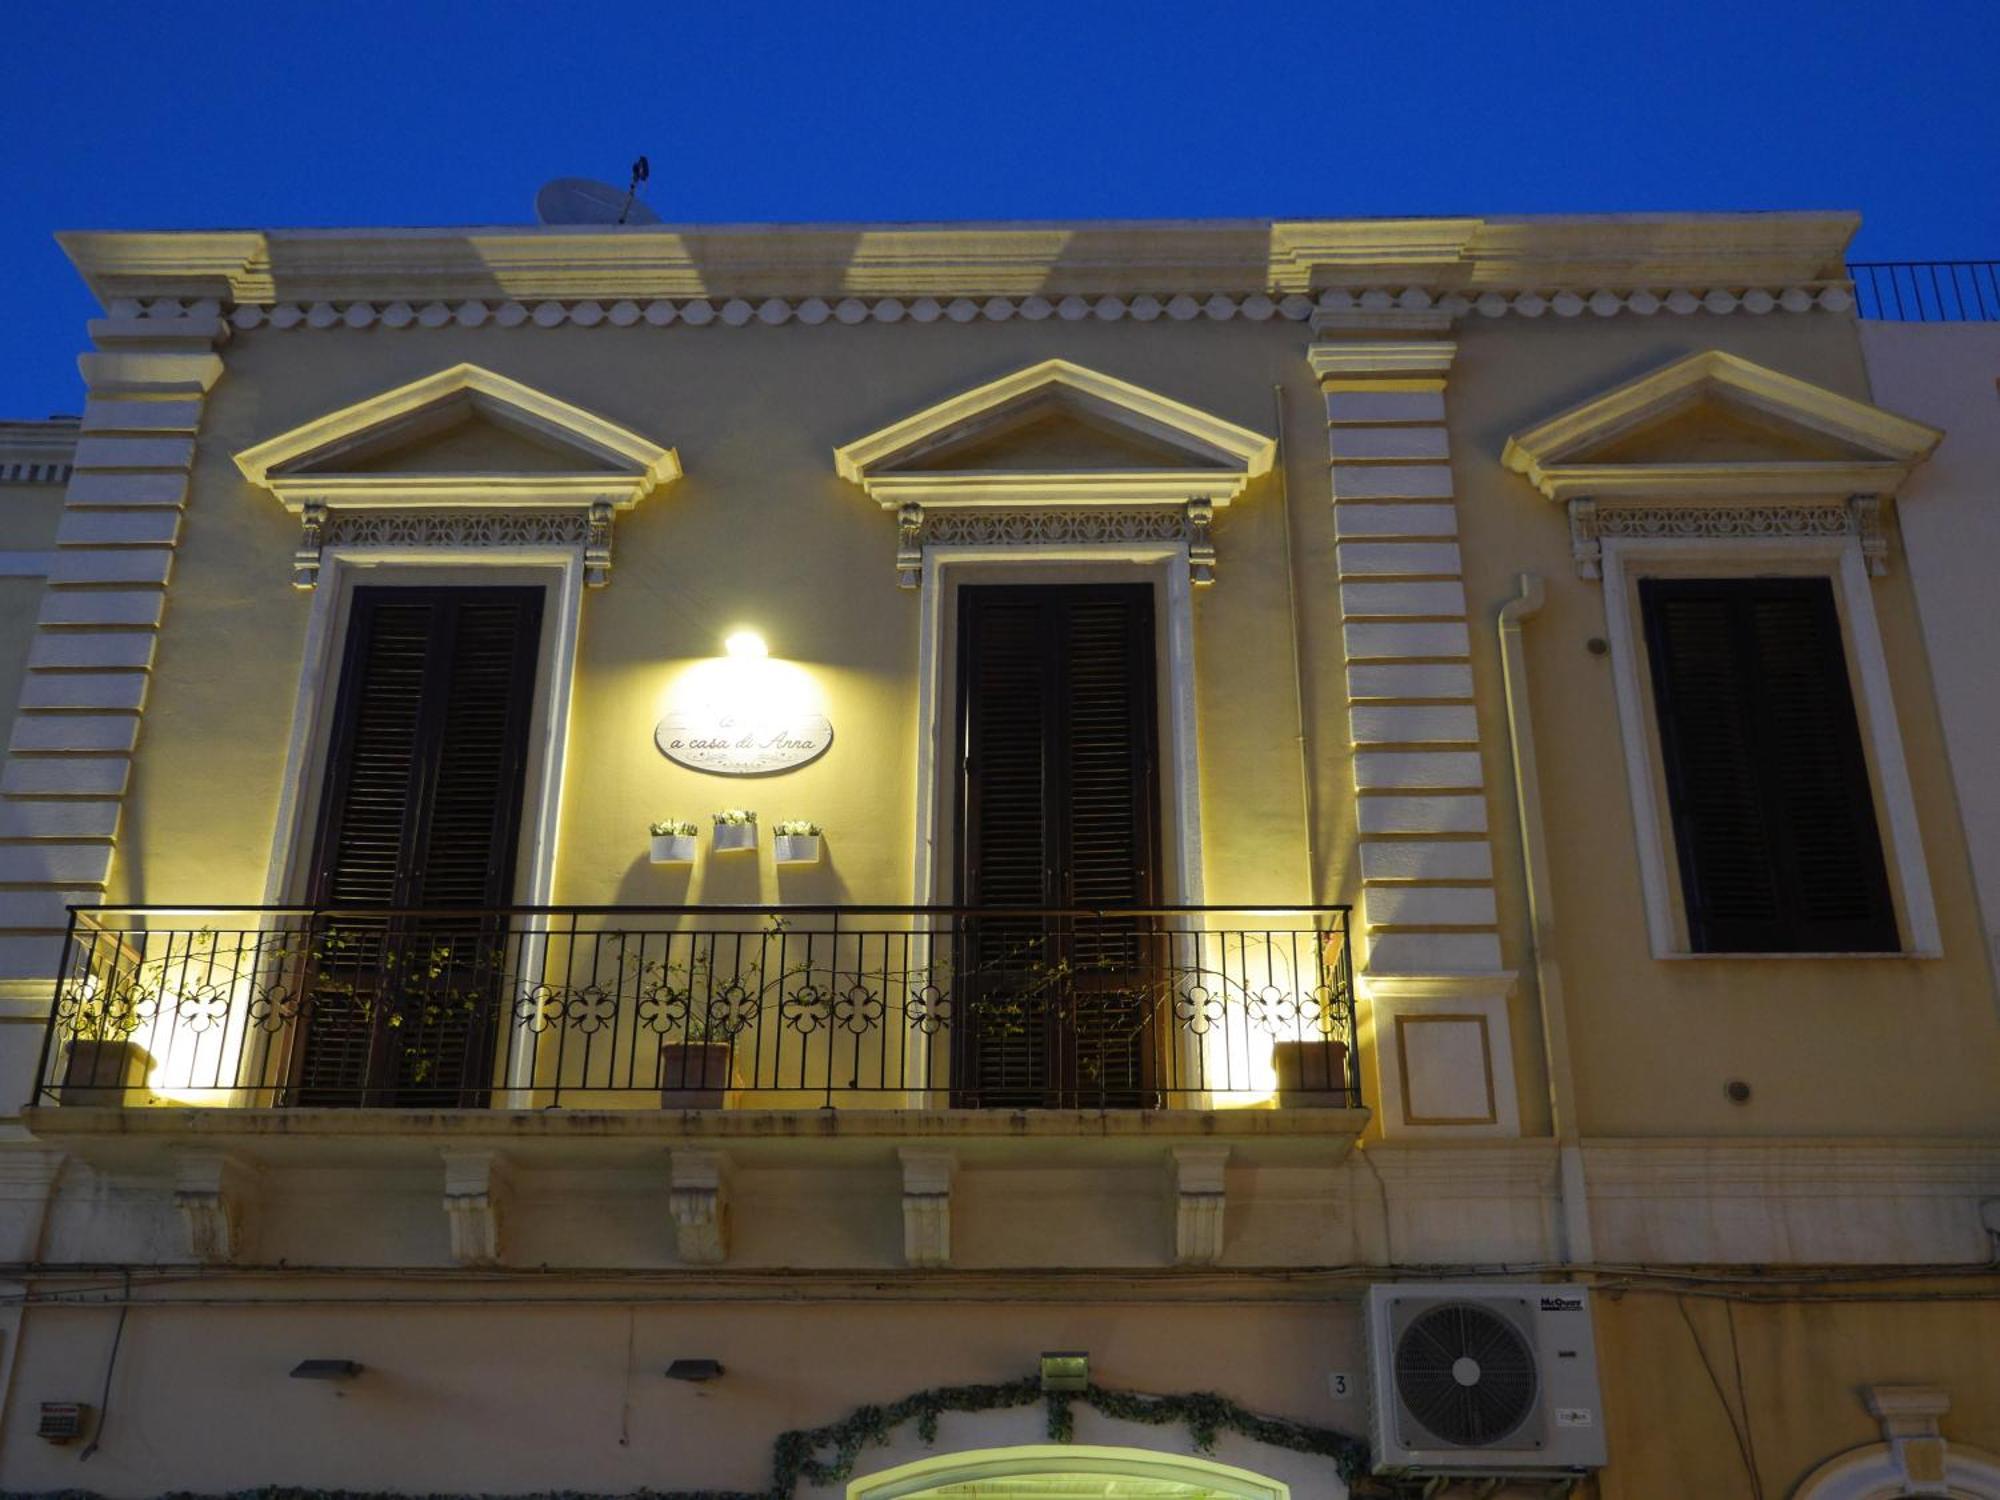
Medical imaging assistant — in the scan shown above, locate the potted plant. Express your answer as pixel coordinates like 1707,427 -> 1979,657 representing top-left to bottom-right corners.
57,990 -> 152,1106
649,819 -> 698,864
711,809 -> 757,852
647,956 -> 738,1109
772,819 -> 823,864
1273,1036 -> 1352,1107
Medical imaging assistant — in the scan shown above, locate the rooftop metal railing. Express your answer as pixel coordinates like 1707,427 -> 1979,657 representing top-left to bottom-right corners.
34,904 -> 1357,1112
1848,261 -> 2000,322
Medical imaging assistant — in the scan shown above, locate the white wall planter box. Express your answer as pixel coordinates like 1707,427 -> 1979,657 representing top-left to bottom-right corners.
773,834 -> 822,865
712,823 -> 757,852
649,834 -> 697,864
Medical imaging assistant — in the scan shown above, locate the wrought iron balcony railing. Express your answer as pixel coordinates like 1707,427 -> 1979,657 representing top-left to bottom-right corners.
33,904 -> 1357,1112
1849,261 -> 2000,322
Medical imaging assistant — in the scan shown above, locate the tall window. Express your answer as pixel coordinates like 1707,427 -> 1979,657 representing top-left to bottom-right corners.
1639,577 -> 1898,954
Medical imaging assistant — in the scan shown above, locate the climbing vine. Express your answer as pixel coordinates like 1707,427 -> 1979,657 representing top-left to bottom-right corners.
6,1372 -> 1369,1500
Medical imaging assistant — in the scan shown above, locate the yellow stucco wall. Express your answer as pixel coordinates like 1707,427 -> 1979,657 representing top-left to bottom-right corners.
108,305 -> 2000,1140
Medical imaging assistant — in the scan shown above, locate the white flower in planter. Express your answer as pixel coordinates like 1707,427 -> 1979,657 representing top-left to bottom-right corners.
773,820 -> 822,864
712,809 -> 758,851
648,820 -> 698,864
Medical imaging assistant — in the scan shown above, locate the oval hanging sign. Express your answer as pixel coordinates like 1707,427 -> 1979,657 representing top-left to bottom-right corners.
655,709 -> 833,775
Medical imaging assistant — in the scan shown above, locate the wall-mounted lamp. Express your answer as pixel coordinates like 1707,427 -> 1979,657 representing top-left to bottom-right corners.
665,1358 -> 725,1382
37,1403 -> 86,1444
1039,1351 -> 1089,1392
290,1359 -> 364,1381
723,630 -> 768,659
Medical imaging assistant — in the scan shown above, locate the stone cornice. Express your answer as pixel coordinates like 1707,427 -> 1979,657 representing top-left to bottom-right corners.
0,418 -> 80,484
59,212 -> 1860,306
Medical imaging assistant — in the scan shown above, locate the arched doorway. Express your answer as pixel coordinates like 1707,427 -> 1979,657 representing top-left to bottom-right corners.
851,1446 -> 1291,1500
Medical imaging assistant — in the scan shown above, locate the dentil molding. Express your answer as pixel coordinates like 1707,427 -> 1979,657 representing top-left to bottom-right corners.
152,283 -> 1861,334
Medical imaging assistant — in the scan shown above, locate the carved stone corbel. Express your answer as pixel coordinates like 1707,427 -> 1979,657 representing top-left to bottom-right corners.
1171,1144 -> 1229,1265
669,1148 -> 729,1264
1849,495 -> 1888,576
1567,499 -> 1602,579
899,1147 -> 955,1268
1184,498 -> 1216,586
293,501 -> 328,590
441,1149 -> 511,1267
896,502 -> 925,589
584,498 -> 616,587
173,1150 -> 253,1264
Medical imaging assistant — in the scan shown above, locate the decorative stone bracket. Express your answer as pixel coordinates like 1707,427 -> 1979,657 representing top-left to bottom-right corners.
292,498 -> 618,590
1567,494 -> 1888,580
899,1147 -> 956,1268
894,499 -> 1218,589
441,1149 -> 511,1267
1170,1145 -> 1230,1265
669,1147 -> 729,1264
173,1150 -> 254,1264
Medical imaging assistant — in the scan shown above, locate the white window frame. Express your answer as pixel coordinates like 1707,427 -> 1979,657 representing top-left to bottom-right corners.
912,542 -> 1204,908
1600,532 -> 1940,959
261,547 -> 585,912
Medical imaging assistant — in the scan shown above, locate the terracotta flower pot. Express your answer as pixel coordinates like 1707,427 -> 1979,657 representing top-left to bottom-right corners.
659,1041 -> 734,1109
59,1037 -> 149,1106
1272,1039 -> 1350,1106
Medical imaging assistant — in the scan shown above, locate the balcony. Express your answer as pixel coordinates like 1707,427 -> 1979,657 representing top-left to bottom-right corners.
1849,260 -> 2000,322
32,905 -> 1358,1123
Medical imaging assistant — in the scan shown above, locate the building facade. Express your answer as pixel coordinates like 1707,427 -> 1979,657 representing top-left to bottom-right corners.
0,215 -> 1996,1500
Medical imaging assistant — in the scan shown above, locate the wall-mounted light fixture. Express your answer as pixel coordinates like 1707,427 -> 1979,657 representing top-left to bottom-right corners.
290,1359 -> 364,1381
665,1358 -> 725,1382
723,629 -> 768,659
37,1403 -> 86,1444
1039,1351 -> 1089,1392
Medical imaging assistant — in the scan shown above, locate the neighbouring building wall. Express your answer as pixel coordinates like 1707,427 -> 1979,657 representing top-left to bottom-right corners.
1448,313 -> 2000,1140
0,481 -> 65,758
1860,320 -> 2000,1000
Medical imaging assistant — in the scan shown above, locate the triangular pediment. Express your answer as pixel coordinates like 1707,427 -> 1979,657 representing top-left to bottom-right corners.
235,363 -> 680,511
834,359 -> 1273,509
1503,350 -> 1940,503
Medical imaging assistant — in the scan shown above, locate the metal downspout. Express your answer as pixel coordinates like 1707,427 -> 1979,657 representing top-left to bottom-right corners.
1498,574 -> 1594,1263
1273,387 -> 1320,902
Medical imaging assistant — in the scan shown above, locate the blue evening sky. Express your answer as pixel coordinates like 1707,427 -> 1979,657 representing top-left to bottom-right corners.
4,0 -> 1997,417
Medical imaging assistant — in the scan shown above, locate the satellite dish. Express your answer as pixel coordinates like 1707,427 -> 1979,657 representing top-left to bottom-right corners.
535,177 -> 661,226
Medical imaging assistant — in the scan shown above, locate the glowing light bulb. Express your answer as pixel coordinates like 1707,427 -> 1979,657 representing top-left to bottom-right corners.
723,630 -> 768,660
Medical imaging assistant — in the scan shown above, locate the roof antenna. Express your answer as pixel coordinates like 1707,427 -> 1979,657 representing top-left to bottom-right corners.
619,156 -> 651,225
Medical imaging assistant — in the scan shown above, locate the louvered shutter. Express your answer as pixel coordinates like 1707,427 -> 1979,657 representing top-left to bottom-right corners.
297,588 -> 542,1104
955,585 -> 1159,1104
1641,578 -> 1897,953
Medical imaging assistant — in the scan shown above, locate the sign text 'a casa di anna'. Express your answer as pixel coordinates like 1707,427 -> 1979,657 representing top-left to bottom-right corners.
654,708 -> 834,775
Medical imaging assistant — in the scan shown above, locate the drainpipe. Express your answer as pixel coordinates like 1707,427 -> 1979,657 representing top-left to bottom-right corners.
1272,387 -> 1320,903
1497,575 -> 1593,1264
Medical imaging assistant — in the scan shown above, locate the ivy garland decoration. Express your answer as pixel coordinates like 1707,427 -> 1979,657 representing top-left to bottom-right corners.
5,1374 -> 1369,1500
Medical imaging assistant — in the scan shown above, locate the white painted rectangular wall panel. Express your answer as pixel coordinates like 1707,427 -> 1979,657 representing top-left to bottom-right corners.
1353,751 -> 1485,789
1349,705 -> 1481,743
1347,664 -> 1475,700
1365,885 -> 1500,928
1343,622 -> 1472,660
1357,794 -> 1489,834
1333,504 -> 1459,539
1359,840 -> 1494,882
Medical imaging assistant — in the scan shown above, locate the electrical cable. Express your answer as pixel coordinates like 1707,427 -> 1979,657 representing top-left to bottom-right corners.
75,1267 -> 130,1463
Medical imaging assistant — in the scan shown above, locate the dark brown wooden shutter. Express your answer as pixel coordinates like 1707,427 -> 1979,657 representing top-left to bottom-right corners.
954,584 -> 1159,1104
1641,577 -> 1897,953
296,587 -> 543,1105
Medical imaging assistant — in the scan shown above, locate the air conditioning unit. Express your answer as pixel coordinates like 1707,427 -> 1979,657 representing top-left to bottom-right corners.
1366,1283 -> 1607,1476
